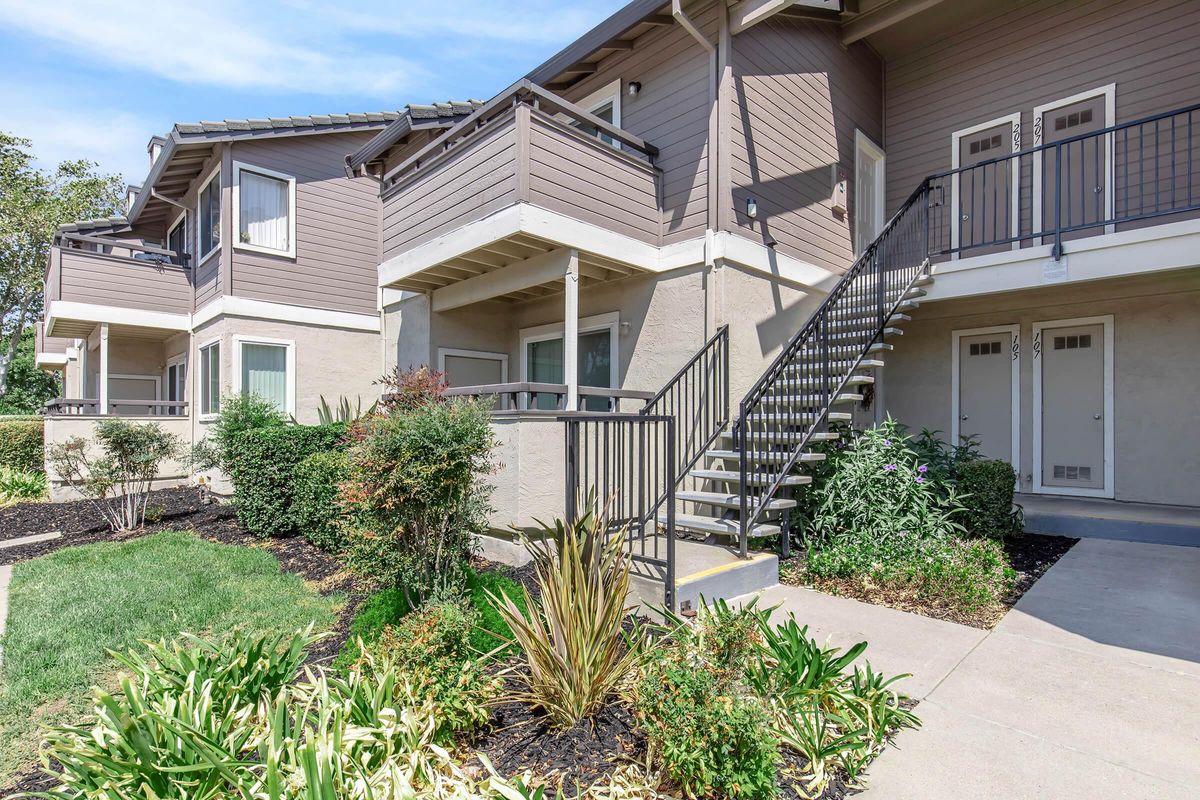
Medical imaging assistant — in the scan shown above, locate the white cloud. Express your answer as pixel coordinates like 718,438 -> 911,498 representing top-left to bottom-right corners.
0,87 -> 152,183
0,0 -> 613,98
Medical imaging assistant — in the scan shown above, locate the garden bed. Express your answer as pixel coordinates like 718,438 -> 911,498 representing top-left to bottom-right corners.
780,532 -> 1078,629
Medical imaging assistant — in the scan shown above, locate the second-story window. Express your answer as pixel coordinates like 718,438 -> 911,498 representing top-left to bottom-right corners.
571,79 -> 621,149
166,211 -> 187,266
234,162 -> 296,258
197,168 -> 221,263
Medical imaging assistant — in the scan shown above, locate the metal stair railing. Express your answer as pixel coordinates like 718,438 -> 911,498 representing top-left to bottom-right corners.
735,181 -> 934,556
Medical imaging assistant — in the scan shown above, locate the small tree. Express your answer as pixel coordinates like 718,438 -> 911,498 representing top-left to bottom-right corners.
47,418 -> 181,531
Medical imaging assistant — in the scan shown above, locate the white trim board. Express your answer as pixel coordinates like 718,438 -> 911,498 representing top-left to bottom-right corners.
232,334 -> 297,416
437,348 -> 509,383
1031,314 -> 1115,499
950,324 -> 1020,473
950,112 -> 1021,257
192,296 -> 381,332
1032,83 -> 1116,244
45,300 -> 190,336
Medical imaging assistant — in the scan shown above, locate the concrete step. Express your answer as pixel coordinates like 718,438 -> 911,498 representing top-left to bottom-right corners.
706,449 -> 825,466
676,490 -> 797,512
904,287 -> 928,300
911,275 -> 935,287
625,538 -> 778,614
689,469 -> 812,487
661,512 -> 781,539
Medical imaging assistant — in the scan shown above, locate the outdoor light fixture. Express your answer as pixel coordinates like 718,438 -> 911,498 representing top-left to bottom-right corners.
628,81 -> 642,96
746,196 -> 758,219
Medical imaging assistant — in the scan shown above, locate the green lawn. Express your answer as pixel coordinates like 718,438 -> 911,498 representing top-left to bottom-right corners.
0,530 -> 339,787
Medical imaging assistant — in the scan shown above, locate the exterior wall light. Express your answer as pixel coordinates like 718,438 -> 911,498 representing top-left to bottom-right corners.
746,197 -> 758,219
628,81 -> 642,96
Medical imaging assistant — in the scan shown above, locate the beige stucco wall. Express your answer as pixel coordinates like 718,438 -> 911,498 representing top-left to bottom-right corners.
44,414 -> 192,502
484,413 -> 567,533
883,269 -> 1200,506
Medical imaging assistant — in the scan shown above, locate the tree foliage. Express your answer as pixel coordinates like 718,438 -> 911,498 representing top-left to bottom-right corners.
0,131 -> 124,395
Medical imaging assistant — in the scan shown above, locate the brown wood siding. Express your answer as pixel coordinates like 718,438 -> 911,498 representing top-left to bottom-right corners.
730,16 -> 883,273
56,249 -> 192,315
230,132 -> 380,315
526,113 -> 660,244
381,120 -> 519,259
885,0 -> 1200,217
559,4 -> 716,245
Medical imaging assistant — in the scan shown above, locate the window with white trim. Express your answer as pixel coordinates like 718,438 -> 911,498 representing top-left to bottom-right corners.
571,80 -> 621,148
234,162 -> 296,256
199,340 -> 220,417
197,170 -> 221,262
166,212 -> 187,266
236,337 -> 294,415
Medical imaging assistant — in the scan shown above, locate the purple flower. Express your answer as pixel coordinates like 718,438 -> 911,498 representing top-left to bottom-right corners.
915,476 -> 926,483
918,465 -> 928,474
884,463 -> 897,472
883,439 -> 893,447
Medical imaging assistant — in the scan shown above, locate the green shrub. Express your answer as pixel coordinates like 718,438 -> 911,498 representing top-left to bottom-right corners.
334,586 -> 414,667
465,566 -> 526,657
0,418 -> 43,473
635,656 -> 780,800
293,450 -> 353,551
362,600 -> 499,743
224,422 -> 347,538
191,392 -> 284,471
0,466 -> 47,506
46,418 -> 181,531
343,399 -> 494,598
955,458 -> 1019,539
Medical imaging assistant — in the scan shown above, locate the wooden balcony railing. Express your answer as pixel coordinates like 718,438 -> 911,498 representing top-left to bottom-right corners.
442,382 -> 655,413
46,243 -> 193,317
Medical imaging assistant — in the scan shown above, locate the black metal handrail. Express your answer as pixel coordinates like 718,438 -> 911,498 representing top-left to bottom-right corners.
640,324 -> 729,497
736,183 -> 932,553
562,413 -> 677,609
927,102 -> 1200,259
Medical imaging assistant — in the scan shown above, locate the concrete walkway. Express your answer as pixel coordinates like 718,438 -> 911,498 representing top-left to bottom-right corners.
742,537 -> 1200,799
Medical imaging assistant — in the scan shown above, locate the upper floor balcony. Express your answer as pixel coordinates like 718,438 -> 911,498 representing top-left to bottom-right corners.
378,81 -> 663,299
44,235 -> 193,339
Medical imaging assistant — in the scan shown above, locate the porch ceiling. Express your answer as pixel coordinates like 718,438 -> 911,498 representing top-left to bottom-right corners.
49,320 -> 183,341
388,232 -> 646,304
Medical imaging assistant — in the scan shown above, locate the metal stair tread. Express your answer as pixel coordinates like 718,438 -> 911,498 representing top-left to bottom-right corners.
689,469 -> 813,486
661,513 -> 782,538
675,490 -> 797,511
759,393 -> 863,406
744,410 -> 853,424
705,449 -> 826,462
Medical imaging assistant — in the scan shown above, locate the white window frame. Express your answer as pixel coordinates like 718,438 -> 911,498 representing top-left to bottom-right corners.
232,161 -> 297,259
519,311 -> 619,390
569,79 -> 622,150
1032,84 -> 1116,243
195,164 -> 222,266
233,334 -> 296,416
166,208 -> 188,264
165,352 -> 187,416
437,348 -> 509,385
1031,314 -> 1115,499
197,336 -> 222,421
950,324 -> 1021,476
950,113 -> 1022,258
854,129 -> 886,256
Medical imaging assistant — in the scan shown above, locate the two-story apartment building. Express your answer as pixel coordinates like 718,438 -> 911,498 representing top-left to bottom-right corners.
37,105 -> 479,498
37,0 -> 1199,602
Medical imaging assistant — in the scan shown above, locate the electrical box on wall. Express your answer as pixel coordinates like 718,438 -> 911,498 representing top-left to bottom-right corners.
831,165 -> 848,216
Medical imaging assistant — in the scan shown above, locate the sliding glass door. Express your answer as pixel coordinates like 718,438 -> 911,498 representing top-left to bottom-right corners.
525,329 -> 613,410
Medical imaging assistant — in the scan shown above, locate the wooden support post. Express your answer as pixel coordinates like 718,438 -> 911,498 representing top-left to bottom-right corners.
564,249 -> 580,411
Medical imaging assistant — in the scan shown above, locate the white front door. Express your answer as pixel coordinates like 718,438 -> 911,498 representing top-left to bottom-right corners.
955,328 -> 1018,465
1036,317 -> 1113,496
854,130 -> 885,255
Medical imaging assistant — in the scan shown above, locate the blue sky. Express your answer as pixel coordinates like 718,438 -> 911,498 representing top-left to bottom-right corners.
0,0 -> 617,184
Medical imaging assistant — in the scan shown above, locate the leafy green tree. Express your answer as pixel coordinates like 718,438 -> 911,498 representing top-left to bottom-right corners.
0,132 -> 123,396
0,326 -> 60,414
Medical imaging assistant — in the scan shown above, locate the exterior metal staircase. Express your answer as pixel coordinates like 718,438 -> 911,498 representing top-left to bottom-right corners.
657,183 -> 937,558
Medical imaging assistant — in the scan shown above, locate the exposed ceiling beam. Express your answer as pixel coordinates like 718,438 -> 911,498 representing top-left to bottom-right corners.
431,247 -> 572,312
730,0 -> 798,35
599,39 -> 636,51
560,62 -> 599,77
643,14 -> 676,26
841,0 -> 944,44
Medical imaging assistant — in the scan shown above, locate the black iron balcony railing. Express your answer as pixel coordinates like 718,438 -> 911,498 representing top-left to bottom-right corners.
928,102 -> 1200,259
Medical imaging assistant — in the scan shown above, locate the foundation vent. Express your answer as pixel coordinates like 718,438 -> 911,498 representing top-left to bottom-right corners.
1053,465 -> 1093,481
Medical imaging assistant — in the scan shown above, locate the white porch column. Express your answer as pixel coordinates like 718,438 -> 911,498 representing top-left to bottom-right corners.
98,322 -> 109,415
563,249 -> 580,411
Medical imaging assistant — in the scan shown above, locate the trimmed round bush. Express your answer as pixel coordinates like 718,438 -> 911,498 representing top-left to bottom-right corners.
955,458 -> 1019,539
0,418 -> 44,473
223,422 -> 347,538
293,450 -> 352,552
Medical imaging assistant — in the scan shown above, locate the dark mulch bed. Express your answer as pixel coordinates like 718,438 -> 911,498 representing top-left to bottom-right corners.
779,531 -> 1078,629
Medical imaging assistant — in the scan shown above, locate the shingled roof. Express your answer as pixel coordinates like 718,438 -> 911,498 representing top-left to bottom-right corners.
172,111 -> 403,136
